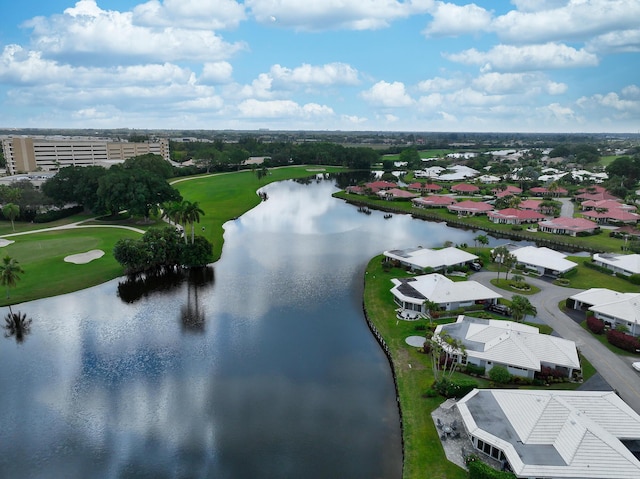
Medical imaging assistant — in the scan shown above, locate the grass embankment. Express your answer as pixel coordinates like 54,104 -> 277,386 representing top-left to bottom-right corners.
171,166 -> 346,261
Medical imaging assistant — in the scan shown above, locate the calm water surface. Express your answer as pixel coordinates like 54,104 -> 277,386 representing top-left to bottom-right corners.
1,176 -> 500,479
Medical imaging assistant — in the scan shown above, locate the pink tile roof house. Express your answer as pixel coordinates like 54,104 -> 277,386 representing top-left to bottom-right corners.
451,183 -> 480,194
345,185 -> 367,195
519,199 -> 543,211
488,208 -> 546,225
407,182 -> 442,193
412,195 -> 457,208
580,199 -> 635,212
447,200 -> 494,216
529,186 -> 568,197
377,188 -> 419,200
582,209 -> 640,224
365,180 -> 397,192
538,217 -> 598,236
493,185 -> 523,198
575,186 -> 620,202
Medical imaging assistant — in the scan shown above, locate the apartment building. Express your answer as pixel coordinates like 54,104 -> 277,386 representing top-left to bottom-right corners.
1,136 -> 170,174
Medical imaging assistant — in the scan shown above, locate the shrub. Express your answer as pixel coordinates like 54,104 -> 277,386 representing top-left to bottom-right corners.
586,315 -> 605,335
467,456 -> 517,479
488,366 -> 512,384
606,329 -> 640,353
465,363 -> 486,376
33,205 -> 84,223
629,274 -> 640,285
434,378 -> 478,398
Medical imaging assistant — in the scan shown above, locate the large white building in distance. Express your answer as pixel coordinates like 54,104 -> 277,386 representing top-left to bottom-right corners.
1,136 -> 170,175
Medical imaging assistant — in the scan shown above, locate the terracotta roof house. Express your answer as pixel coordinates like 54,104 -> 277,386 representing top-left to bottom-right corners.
451,183 -> 480,194
592,252 -> 640,277
582,208 -> 640,224
376,188 -> 419,200
519,199 -> 543,211
448,200 -> 494,216
456,389 -> 640,479
488,208 -> 545,225
407,182 -> 442,193
390,274 -> 502,312
492,185 -> 522,198
580,199 -> 634,212
345,185 -> 366,195
570,287 -> 640,336
383,246 -> 478,272
575,185 -> 620,202
412,195 -> 456,208
435,316 -> 580,379
529,186 -> 568,197
538,217 -> 598,236
613,225 -> 640,237
364,180 -> 397,192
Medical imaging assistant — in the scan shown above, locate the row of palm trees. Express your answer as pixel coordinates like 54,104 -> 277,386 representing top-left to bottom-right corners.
161,200 -> 205,245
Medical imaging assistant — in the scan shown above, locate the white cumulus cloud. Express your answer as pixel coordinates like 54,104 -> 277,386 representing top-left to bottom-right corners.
269,62 -> 360,87
423,2 -> 492,37
133,0 -> 246,30
361,80 -> 414,107
237,99 -> 334,118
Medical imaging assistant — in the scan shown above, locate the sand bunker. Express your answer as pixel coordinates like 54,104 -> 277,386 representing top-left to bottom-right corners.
64,249 -> 105,264
0,239 -> 15,247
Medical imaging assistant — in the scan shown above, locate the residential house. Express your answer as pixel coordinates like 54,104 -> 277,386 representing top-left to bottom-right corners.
592,252 -> 640,277
434,315 -> 580,379
448,200 -> 494,216
538,217 -> 598,236
383,246 -> 478,273
488,208 -> 545,225
412,195 -> 456,208
376,188 -> 419,200
492,185 -> 522,198
451,183 -> 480,195
529,186 -> 568,197
390,274 -> 501,313
507,245 -> 577,276
569,288 -> 640,336
364,180 -> 397,193
407,182 -> 442,194
457,389 -> 640,479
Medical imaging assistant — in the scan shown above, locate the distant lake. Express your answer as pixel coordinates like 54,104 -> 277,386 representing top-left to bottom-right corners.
0,174 -> 508,478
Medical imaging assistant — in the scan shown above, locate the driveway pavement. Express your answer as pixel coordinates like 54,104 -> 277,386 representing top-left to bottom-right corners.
471,271 -> 640,414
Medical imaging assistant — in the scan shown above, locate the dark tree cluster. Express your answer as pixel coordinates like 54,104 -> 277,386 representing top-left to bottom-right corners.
43,154 -> 181,217
113,227 -> 213,276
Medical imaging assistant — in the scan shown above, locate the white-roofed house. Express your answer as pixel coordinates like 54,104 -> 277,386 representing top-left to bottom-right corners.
593,253 -> 640,277
383,246 -> 478,273
509,246 -> 578,277
569,288 -> 640,336
434,315 -> 580,379
390,275 -> 502,314
457,389 -> 640,479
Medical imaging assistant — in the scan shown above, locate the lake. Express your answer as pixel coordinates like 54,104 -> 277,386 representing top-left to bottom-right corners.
0,175 -> 503,479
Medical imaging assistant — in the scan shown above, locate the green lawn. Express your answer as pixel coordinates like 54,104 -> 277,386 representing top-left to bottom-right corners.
489,278 -> 541,295
0,227 -> 139,305
564,256 -> 640,292
171,166 -> 346,261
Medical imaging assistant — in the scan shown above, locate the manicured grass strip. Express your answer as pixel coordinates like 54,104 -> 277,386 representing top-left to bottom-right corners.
0,228 -> 139,306
579,320 -> 638,357
564,256 -> 640,292
364,257 -> 467,479
172,166 -> 346,261
489,278 -> 541,295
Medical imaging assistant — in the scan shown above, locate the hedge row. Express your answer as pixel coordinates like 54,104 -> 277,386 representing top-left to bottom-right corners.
467,456 -> 516,479
606,329 -> 640,353
587,315 -> 605,335
33,205 -> 84,223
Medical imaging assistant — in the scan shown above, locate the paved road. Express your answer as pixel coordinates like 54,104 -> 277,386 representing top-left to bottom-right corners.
471,271 -> 640,414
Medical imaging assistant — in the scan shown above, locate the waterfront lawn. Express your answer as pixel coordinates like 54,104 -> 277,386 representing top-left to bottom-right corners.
172,166 -> 346,261
0,228 -> 139,306
364,257 -> 467,479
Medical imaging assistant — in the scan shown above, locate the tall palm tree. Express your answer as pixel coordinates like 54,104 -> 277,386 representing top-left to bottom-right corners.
0,255 -> 24,299
510,295 -> 537,323
182,201 -> 205,245
162,201 -> 187,240
2,203 -> 20,232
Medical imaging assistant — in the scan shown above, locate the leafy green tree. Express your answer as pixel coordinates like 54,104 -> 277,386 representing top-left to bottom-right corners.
123,153 -> 174,178
2,203 -> 20,231
0,255 -> 24,299
181,236 -> 213,267
488,365 -> 511,384
510,295 -> 537,323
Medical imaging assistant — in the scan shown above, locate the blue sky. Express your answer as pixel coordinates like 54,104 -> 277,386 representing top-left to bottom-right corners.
0,0 -> 638,132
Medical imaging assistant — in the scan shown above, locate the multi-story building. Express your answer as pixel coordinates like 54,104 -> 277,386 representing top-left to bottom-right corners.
1,136 -> 170,175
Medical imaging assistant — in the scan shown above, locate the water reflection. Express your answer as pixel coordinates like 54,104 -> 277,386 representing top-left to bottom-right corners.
3,307 -> 32,343
181,266 -> 215,333
117,269 -> 184,303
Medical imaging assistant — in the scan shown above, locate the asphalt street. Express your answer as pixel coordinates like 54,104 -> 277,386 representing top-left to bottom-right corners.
471,271 -> 640,414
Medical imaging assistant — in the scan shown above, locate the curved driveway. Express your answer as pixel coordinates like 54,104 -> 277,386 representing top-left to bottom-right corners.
471,271 -> 640,414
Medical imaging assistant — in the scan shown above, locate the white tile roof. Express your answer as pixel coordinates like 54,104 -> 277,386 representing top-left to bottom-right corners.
593,253 -> 640,275
437,316 -> 580,371
383,246 -> 478,270
571,288 -> 640,325
510,246 -> 577,273
458,389 -> 640,478
392,274 -> 502,306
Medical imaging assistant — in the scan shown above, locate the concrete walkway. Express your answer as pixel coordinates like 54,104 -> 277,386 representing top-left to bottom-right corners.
0,218 -> 145,239
470,271 -> 640,414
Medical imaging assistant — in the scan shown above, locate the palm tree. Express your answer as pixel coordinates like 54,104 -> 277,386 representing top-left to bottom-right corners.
0,255 -> 24,299
182,201 -> 205,245
474,234 -> 489,250
491,246 -> 509,281
2,203 -> 20,232
423,299 -> 439,325
510,295 -> 537,323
